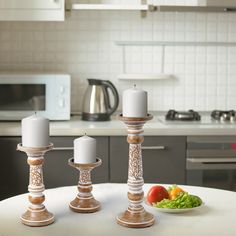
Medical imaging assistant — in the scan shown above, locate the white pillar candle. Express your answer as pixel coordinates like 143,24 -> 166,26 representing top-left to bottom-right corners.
122,87 -> 148,117
22,114 -> 49,148
74,136 -> 96,164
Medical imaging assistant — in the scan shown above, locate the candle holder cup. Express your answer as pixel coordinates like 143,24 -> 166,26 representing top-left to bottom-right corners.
16,143 -> 54,227
116,114 -> 155,228
68,158 -> 102,213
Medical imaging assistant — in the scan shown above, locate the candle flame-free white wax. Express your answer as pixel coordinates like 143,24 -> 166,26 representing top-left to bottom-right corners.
122,87 -> 148,117
74,135 -> 96,164
21,114 -> 49,148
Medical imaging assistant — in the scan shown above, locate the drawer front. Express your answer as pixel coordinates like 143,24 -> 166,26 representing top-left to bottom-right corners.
110,136 -> 186,184
142,136 -> 186,184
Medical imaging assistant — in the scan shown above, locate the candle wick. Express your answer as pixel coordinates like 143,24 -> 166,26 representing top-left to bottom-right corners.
34,111 -> 37,115
85,133 -> 87,136
133,84 -> 136,88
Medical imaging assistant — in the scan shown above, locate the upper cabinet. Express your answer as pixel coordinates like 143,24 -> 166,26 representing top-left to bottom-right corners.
0,0 -> 65,21
68,0 -> 236,14
199,0 -> 236,7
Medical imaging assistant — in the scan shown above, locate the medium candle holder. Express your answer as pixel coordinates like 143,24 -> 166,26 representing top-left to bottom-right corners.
116,114 -> 155,228
16,143 -> 54,227
68,158 -> 102,213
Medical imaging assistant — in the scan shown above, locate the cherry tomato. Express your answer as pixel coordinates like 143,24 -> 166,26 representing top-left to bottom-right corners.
146,185 -> 169,204
168,186 -> 184,200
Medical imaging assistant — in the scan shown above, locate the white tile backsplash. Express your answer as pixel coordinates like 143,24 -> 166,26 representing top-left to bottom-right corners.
0,4 -> 236,112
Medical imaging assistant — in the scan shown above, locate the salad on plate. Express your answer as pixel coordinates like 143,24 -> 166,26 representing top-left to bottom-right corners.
146,184 -> 203,213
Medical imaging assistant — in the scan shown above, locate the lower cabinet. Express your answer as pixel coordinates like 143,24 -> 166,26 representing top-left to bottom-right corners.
0,135 -> 186,200
0,137 -> 28,200
0,136 -> 109,200
110,136 -> 186,184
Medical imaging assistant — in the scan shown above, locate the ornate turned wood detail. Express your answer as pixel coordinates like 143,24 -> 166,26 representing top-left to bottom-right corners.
29,164 -> 44,187
79,169 -> 92,184
27,158 -> 44,166
28,195 -> 45,205
127,135 -> 144,144
128,144 -> 143,180
116,114 -> 155,228
17,143 -> 54,227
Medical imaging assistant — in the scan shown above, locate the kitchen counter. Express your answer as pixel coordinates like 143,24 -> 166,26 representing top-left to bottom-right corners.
1,113 -> 236,136
1,183 -> 236,236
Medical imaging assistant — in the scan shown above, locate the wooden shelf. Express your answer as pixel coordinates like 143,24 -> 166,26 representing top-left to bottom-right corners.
116,41 -> 236,47
118,73 -> 174,81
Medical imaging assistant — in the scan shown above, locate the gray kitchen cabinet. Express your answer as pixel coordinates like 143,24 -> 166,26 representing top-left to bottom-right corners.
0,137 -> 28,200
110,136 -> 186,184
0,136 -> 109,200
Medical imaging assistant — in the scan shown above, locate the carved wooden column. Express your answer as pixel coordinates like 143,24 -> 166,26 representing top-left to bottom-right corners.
17,143 -> 54,227
68,158 -> 102,213
116,114 -> 155,228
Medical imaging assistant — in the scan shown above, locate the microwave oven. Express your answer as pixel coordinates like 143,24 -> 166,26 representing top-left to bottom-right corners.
0,73 -> 71,120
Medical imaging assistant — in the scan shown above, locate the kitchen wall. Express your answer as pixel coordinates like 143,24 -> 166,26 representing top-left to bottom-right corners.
0,1 -> 236,112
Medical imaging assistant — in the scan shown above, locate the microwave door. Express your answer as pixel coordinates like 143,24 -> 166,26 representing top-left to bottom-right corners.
0,84 -> 46,111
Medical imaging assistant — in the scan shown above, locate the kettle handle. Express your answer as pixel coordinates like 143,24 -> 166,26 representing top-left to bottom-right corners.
102,80 -> 119,116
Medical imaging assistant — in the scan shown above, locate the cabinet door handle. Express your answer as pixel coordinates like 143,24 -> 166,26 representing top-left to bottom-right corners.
141,146 -> 166,150
187,157 -> 236,163
53,147 -> 74,151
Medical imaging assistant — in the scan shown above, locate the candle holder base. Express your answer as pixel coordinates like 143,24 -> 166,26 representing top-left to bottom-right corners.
68,158 -> 102,213
69,197 -> 100,213
117,210 -> 154,228
21,206 -> 54,227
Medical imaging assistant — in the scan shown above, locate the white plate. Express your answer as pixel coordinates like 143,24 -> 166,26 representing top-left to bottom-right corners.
145,197 -> 204,213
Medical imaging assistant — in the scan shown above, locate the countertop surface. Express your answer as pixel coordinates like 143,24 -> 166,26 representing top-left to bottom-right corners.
0,183 -> 235,236
1,112 -> 236,136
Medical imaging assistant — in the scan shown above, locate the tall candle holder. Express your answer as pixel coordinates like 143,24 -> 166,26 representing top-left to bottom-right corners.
116,114 -> 155,228
68,158 -> 102,213
16,143 -> 54,227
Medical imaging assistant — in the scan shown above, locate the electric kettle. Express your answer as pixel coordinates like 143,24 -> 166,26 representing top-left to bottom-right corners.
82,79 -> 119,121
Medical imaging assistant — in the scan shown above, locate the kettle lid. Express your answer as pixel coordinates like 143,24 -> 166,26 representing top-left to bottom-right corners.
87,78 -> 104,85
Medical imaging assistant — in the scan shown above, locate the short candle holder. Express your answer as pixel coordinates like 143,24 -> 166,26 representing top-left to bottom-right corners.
16,143 -> 54,227
68,158 -> 102,213
116,114 -> 155,228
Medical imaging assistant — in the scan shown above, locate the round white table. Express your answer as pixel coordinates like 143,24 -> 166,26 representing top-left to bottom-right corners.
0,183 -> 235,236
